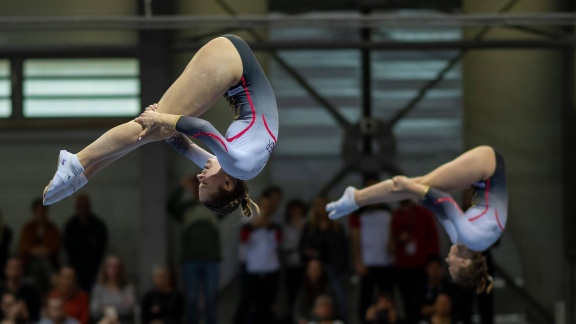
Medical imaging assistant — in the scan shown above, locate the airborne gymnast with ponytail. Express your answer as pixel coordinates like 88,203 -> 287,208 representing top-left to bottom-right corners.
42,35 -> 278,217
327,146 -> 506,293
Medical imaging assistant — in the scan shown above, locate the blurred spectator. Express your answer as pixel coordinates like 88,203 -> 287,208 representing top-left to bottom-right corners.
48,266 -> 89,324
420,256 -> 454,322
299,196 -> 347,321
63,194 -> 108,293
38,296 -> 80,324
90,255 -> 136,323
305,295 -> 344,324
141,266 -> 184,324
350,174 -> 394,321
294,259 -> 333,324
365,293 -> 398,324
0,291 -> 30,323
0,256 -> 41,321
420,293 -> 463,324
391,200 -> 439,323
166,175 -> 221,324
281,199 -> 308,321
234,195 -> 282,324
0,211 -> 12,280
18,198 -> 61,295
261,185 -> 283,219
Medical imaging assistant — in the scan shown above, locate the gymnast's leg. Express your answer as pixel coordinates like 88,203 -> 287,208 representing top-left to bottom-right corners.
327,146 -> 496,219
43,37 -> 243,201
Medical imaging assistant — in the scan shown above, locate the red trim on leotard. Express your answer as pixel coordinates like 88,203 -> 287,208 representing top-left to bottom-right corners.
262,115 -> 277,142
192,132 -> 228,153
226,77 -> 256,142
468,178 -> 490,222
495,209 -> 504,230
434,197 -> 464,216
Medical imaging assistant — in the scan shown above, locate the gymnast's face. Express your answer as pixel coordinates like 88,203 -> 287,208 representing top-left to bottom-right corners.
446,244 -> 471,280
197,158 -> 230,200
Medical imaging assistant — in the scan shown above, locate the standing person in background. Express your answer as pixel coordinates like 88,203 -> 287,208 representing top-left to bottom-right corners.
166,175 -> 221,324
63,194 -> 108,293
0,211 -> 12,280
299,196 -> 348,322
281,199 -> 308,322
48,267 -> 89,324
390,200 -> 439,323
234,195 -> 282,324
0,256 -> 41,322
19,198 -> 60,295
90,255 -> 136,323
349,174 -> 395,322
261,186 -> 283,220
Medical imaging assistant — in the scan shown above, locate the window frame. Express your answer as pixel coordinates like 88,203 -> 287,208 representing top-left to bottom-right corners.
0,50 -> 141,130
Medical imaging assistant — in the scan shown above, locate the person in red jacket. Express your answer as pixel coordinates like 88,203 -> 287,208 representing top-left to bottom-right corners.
48,267 -> 89,324
391,199 -> 439,324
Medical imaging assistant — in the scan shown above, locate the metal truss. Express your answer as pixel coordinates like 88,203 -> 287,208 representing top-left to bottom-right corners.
0,12 -> 575,31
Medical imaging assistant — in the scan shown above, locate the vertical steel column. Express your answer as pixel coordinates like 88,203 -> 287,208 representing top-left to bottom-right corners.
10,57 -> 23,119
360,8 -> 373,157
561,1 -> 576,323
137,0 -> 171,292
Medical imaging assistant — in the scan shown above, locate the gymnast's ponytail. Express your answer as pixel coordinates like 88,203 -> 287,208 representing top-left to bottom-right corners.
200,178 -> 259,217
454,254 -> 494,294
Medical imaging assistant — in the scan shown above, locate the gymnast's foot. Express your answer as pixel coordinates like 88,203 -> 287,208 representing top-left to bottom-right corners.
43,173 -> 88,205
43,150 -> 85,204
326,186 -> 359,220
392,176 -> 429,200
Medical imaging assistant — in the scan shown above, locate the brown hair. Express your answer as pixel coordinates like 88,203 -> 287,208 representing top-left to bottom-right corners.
201,179 -> 259,217
453,253 -> 494,294
308,196 -> 341,233
97,255 -> 129,288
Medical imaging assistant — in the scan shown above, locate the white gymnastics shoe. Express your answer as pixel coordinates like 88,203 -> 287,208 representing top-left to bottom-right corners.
326,186 -> 359,219
43,150 -> 85,202
43,173 -> 88,205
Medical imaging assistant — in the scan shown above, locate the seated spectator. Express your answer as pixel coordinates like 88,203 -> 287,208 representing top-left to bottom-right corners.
39,296 -> 80,324
365,293 -> 398,324
141,266 -> 184,324
305,295 -> 344,324
421,293 -> 463,324
90,255 -> 136,323
0,291 -> 29,323
0,256 -> 41,321
48,267 -> 89,324
294,259 -> 334,324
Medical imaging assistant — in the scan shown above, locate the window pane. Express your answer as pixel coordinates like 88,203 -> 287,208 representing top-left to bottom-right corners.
24,79 -> 139,96
0,100 -> 10,118
0,60 -> 11,118
23,58 -> 140,117
24,98 -> 140,117
24,59 -> 138,77
0,61 -> 9,77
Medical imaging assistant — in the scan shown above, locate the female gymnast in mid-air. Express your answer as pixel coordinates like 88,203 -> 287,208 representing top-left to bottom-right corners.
326,146 -> 507,293
43,35 -> 278,217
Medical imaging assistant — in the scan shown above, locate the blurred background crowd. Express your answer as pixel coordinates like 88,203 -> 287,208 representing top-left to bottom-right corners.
0,173 -> 496,324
